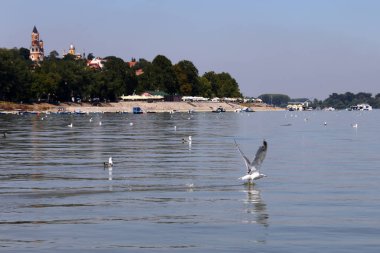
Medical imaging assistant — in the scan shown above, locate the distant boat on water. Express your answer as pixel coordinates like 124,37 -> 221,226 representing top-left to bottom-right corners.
212,106 -> 226,113
132,107 -> 144,114
348,104 -> 372,111
235,107 -> 254,113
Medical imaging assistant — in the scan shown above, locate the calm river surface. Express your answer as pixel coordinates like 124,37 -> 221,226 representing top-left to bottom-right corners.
1,110 -> 379,252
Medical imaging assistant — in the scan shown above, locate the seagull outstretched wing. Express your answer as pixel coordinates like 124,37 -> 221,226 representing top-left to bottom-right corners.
234,139 -> 254,174
252,140 -> 267,168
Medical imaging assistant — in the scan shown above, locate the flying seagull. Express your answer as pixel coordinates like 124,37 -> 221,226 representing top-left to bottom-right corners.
234,139 -> 268,182
104,157 -> 113,170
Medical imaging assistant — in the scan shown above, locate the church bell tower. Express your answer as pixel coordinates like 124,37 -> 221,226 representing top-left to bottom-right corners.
30,26 -> 44,62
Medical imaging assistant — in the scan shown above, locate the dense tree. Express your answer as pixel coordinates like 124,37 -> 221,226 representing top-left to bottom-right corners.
0,48 -> 32,101
198,76 -> 213,98
0,48 -> 243,103
202,71 -> 242,98
174,60 -> 199,96
258,94 -> 290,107
48,50 -> 59,59
87,53 -> 94,60
151,55 -> 178,94
19,47 -> 30,61
322,92 -> 377,109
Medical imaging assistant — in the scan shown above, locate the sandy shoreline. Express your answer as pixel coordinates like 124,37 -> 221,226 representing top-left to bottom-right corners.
0,101 -> 284,114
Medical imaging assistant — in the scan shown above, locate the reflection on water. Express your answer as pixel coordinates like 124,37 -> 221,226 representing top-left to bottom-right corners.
242,183 -> 269,227
1,111 -> 380,252
108,168 -> 112,181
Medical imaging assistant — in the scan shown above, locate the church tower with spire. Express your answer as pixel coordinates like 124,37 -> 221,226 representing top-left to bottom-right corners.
30,26 -> 44,62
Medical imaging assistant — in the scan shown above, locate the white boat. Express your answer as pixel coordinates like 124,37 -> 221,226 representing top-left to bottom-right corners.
349,104 -> 372,111
235,107 -> 254,113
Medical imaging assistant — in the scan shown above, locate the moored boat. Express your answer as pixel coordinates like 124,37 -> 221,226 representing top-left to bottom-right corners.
212,106 -> 226,113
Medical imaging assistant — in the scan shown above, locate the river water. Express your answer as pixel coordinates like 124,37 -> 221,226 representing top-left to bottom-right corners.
0,110 -> 379,252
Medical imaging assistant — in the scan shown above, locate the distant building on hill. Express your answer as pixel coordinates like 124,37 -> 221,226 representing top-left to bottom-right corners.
87,57 -> 106,70
127,58 -> 144,76
63,44 -> 82,59
29,26 -> 44,62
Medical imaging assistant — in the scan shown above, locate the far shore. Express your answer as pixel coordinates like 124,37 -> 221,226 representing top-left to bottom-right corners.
0,101 -> 284,114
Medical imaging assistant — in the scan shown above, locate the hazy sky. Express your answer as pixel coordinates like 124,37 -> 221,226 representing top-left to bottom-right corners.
1,0 -> 380,99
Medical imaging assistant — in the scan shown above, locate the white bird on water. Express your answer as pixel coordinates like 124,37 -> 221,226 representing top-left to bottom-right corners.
182,136 -> 192,144
104,157 -> 113,170
68,123 -> 73,128
351,123 -> 358,128
234,139 -> 268,182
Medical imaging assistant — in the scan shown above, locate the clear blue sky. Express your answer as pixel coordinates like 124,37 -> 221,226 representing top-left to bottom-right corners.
1,0 -> 380,99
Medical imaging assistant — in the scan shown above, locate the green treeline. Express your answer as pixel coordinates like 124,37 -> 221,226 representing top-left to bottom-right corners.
315,92 -> 380,109
0,48 -> 242,102
258,92 -> 380,109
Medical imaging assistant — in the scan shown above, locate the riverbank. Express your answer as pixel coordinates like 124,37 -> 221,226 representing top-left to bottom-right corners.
0,101 -> 284,114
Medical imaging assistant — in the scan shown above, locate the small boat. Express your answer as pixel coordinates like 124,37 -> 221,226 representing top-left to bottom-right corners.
349,104 -> 373,111
241,107 -> 254,112
212,106 -> 226,113
132,107 -> 144,114
74,109 -> 86,115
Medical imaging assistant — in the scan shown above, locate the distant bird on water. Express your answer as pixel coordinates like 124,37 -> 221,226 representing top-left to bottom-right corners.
104,157 -> 113,170
68,123 -> 73,128
234,139 -> 268,182
351,123 -> 358,128
182,136 -> 192,144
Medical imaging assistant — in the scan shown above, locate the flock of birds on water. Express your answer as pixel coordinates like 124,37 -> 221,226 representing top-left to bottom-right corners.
1,110 -> 364,184
100,139 -> 268,183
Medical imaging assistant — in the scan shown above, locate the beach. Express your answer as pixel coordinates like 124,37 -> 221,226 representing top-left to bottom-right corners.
0,101 -> 284,113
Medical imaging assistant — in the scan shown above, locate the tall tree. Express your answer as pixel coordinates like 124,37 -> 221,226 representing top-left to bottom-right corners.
174,60 -> 199,96
151,55 -> 178,94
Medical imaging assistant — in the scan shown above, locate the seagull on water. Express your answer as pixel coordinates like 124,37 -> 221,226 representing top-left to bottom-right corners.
182,136 -> 192,144
351,123 -> 358,128
68,123 -> 73,128
104,157 -> 113,170
234,139 -> 268,182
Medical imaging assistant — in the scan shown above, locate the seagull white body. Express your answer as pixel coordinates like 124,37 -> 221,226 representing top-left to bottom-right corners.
182,136 -> 192,143
234,139 -> 268,182
68,123 -> 73,128
352,123 -> 358,128
104,157 -> 113,170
